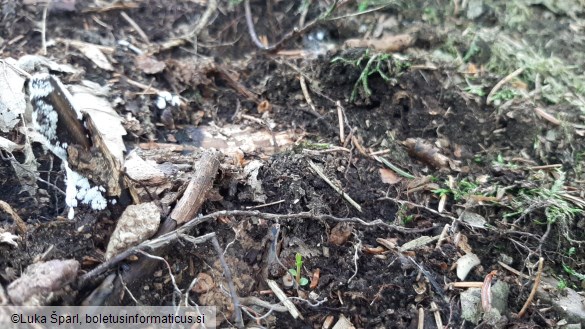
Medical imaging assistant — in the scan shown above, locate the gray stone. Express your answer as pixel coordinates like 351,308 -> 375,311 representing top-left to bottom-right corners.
460,288 -> 482,324
105,202 -> 160,259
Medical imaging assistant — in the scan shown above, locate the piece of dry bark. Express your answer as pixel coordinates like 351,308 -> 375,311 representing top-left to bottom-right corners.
69,82 -> 126,196
169,150 -> 221,225
344,34 -> 415,52
7,259 -> 79,305
403,138 -> 459,170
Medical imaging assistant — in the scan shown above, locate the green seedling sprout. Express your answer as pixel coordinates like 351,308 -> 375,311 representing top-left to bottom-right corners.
288,253 -> 309,286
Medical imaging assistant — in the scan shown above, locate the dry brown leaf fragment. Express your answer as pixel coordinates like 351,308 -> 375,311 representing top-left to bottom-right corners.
257,100 -> 272,113
192,272 -> 215,294
363,245 -> 386,254
328,223 -> 353,246
310,268 -> 320,289
135,55 -> 166,74
379,168 -> 401,185
69,41 -> 114,71
376,237 -> 398,250
105,202 -> 161,260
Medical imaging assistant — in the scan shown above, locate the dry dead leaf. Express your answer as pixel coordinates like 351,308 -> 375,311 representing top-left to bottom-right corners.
379,168 -> 401,184
456,253 -> 481,280
310,268 -> 320,290
191,272 -> 215,294
105,202 -> 161,260
328,222 -> 353,246
0,60 -> 26,132
68,41 -> 114,71
69,81 -> 127,195
135,55 -> 166,74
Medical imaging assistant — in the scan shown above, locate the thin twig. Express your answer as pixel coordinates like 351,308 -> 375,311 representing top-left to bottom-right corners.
120,11 -> 150,44
245,199 -> 285,209
244,0 -> 339,52
518,257 -> 544,317
187,0 -> 217,39
487,67 -> 524,105
299,75 -> 320,117
337,101 -> 344,144
182,233 -> 244,328
41,5 -> 48,55
307,159 -> 362,212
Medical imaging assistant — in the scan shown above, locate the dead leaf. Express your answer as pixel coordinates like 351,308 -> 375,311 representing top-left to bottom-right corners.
69,81 -> 127,195
191,273 -> 215,294
68,41 -> 114,71
456,253 -> 481,280
310,268 -> 320,289
379,168 -> 401,184
257,100 -> 272,113
0,60 -> 26,132
105,202 -> 161,260
135,55 -> 166,74
328,223 -> 353,246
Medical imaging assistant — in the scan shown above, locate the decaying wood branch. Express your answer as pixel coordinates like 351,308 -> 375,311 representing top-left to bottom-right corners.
82,150 -> 221,305
169,150 -> 221,224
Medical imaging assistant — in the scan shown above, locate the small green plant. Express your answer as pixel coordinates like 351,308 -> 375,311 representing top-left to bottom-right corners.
505,170 -> 583,243
557,279 -> 568,290
422,7 -> 439,24
433,179 -> 479,201
395,204 -> 415,225
332,50 -> 410,102
491,88 -> 519,102
567,247 -> 576,257
492,154 -> 520,170
563,264 -> 585,281
463,80 -> 486,97
462,38 -> 481,62
357,0 -> 370,12
289,253 -> 309,286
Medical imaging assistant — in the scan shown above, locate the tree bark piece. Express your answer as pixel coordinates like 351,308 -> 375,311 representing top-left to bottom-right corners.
170,150 -> 221,225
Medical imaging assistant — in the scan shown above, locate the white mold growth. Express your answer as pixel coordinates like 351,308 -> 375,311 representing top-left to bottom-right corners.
29,74 -> 108,219
29,73 -> 54,99
64,164 -> 107,219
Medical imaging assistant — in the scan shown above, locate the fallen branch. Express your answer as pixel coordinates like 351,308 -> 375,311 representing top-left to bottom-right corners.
80,208 -> 432,286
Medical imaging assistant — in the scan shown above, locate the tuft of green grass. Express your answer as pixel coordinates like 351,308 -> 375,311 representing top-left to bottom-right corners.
332,50 -> 410,102
505,169 -> 583,243
433,178 -> 480,201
